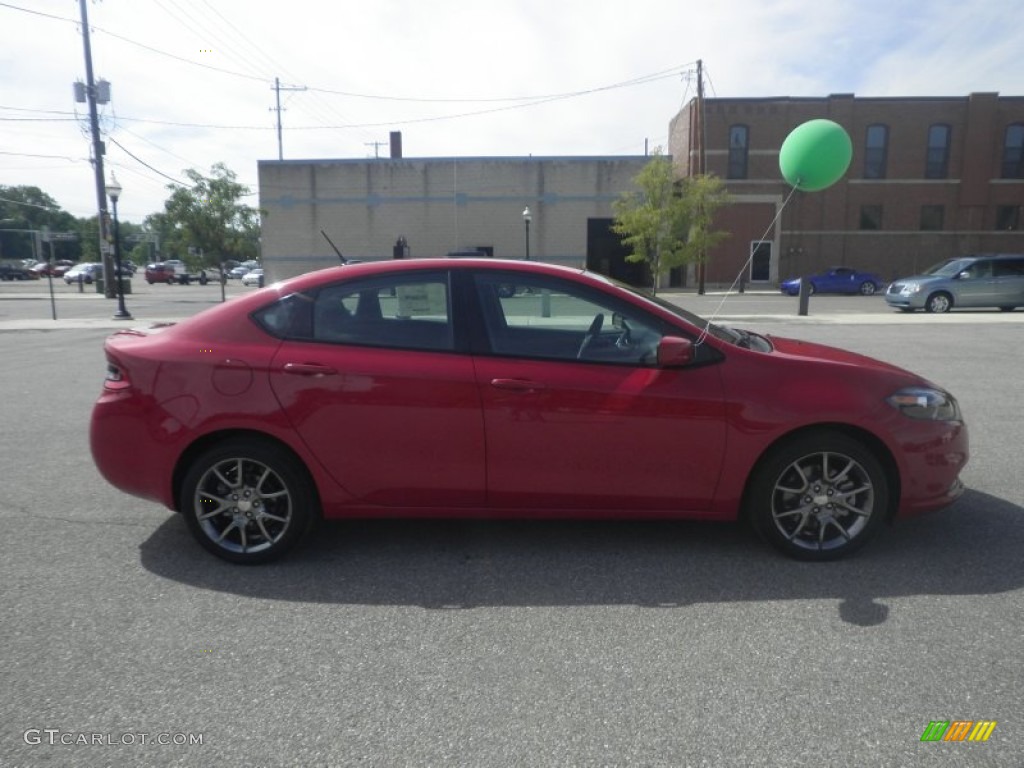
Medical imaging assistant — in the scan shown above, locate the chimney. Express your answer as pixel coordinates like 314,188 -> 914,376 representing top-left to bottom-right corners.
390,131 -> 403,159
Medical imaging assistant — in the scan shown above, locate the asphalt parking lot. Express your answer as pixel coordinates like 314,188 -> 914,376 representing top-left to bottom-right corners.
1,277 -> 1022,767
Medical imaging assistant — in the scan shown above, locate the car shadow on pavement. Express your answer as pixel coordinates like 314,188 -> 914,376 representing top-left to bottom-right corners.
139,488 -> 1023,627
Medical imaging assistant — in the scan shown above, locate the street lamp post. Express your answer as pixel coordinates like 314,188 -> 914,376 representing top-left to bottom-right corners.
105,173 -> 132,320
522,206 -> 532,261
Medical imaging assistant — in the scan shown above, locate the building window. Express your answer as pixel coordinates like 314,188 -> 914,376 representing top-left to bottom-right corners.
925,124 -> 951,179
860,205 -> 883,230
727,125 -> 748,179
995,205 -> 1020,230
920,205 -> 944,231
863,124 -> 889,179
1002,123 -> 1024,178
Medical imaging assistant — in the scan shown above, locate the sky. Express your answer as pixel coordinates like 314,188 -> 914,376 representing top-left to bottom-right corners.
1,0 -> 1022,222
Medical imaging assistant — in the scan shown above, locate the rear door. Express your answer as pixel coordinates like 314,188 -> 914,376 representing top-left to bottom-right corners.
267,270 -> 485,507
993,257 -> 1024,307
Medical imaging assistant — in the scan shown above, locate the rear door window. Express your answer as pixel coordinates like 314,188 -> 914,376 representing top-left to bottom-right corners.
312,271 -> 454,352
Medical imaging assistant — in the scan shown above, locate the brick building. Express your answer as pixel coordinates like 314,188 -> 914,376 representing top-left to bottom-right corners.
668,93 -> 1024,286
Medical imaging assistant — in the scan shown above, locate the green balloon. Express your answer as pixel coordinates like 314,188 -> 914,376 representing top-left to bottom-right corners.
779,119 -> 853,191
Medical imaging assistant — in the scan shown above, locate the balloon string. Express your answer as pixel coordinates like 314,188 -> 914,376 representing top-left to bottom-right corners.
695,184 -> 801,346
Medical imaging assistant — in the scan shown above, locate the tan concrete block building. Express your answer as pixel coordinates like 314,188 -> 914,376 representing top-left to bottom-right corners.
258,153 -> 650,282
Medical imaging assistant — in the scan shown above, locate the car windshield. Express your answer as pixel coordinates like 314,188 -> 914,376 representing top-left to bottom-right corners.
589,272 -> 741,345
924,258 -> 973,277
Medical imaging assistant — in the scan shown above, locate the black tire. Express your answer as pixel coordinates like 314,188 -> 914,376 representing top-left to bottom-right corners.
998,306 -> 1016,312
925,292 -> 952,313
179,438 -> 317,564
746,431 -> 889,561
859,281 -> 877,296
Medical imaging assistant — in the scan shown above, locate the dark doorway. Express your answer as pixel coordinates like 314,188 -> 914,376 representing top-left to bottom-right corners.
750,240 -> 772,282
586,218 -> 650,288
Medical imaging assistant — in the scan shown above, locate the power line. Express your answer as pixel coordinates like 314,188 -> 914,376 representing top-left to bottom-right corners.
0,195 -> 64,212
0,149 -> 85,162
106,136 -> 188,187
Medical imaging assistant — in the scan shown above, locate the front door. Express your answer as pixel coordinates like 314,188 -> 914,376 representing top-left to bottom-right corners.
469,271 -> 727,511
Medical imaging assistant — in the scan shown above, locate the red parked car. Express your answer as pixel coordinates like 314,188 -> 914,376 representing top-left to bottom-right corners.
90,259 -> 968,564
144,262 -> 175,284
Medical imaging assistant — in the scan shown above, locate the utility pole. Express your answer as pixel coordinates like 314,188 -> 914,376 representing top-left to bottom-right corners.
78,0 -> 114,298
364,141 -> 387,158
271,77 -> 307,161
696,58 -> 707,295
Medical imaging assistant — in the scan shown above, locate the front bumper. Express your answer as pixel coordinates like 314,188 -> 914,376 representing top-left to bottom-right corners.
894,419 -> 969,517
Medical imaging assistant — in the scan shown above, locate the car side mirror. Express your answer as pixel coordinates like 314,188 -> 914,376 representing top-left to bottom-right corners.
657,336 -> 694,368
957,271 -> 970,280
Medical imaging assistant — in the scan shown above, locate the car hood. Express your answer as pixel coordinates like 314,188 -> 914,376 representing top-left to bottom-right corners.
891,273 -> 944,285
766,334 -> 916,378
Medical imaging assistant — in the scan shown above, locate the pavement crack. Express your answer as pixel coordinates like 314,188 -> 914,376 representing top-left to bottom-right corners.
0,505 -> 154,527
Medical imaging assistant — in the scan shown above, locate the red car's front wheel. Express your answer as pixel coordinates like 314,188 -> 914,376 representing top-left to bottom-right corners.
746,431 -> 890,561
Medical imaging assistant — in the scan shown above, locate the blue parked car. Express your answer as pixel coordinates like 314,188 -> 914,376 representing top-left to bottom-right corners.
780,267 -> 885,296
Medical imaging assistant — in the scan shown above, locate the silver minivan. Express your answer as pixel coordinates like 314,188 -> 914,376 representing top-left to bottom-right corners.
885,254 -> 1024,313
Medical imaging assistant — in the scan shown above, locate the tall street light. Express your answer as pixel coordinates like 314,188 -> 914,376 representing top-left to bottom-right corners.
105,173 -> 132,320
522,206 -> 532,261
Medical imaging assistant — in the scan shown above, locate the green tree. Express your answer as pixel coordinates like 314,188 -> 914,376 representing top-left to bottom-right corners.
74,216 -> 101,263
612,150 -> 730,294
160,163 -> 261,271
0,186 -> 78,261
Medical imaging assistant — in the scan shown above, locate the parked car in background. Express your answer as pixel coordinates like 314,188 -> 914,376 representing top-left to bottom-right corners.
241,268 -> 264,286
0,261 -> 37,280
90,258 -> 968,565
29,260 -> 75,278
63,263 -> 101,284
780,267 -> 885,296
885,254 -> 1024,313
144,263 -> 175,284
228,266 -> 250,279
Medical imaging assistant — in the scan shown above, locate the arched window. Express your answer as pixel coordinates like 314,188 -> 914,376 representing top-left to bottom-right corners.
863,124 -> 889,179
727,125 -> 748,179
925,124 -> 951,179
1002,123 -> 1024,179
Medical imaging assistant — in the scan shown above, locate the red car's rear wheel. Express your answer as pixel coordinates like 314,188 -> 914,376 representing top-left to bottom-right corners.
180,438 -> 316,564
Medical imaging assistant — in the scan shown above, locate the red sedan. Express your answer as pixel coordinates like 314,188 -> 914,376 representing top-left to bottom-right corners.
90,259 -> 968,563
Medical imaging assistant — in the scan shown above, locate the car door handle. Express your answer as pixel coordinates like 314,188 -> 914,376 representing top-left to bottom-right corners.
490,378 -> 546,392
283,362 -> 338,377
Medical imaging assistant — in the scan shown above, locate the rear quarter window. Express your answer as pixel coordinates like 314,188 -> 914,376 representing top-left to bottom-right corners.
252,292 -> 314,340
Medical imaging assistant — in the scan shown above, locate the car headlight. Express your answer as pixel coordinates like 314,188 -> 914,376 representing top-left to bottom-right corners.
901,283 -> 922,295
886,387 -> 961,421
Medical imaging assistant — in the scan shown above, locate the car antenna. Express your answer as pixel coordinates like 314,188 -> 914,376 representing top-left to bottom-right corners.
320,229 -> 348,264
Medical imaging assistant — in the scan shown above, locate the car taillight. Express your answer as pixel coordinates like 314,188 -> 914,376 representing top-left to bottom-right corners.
104,362 -> 131,391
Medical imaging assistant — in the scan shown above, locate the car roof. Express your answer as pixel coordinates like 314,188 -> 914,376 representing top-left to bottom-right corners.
271,258 -> 586,293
